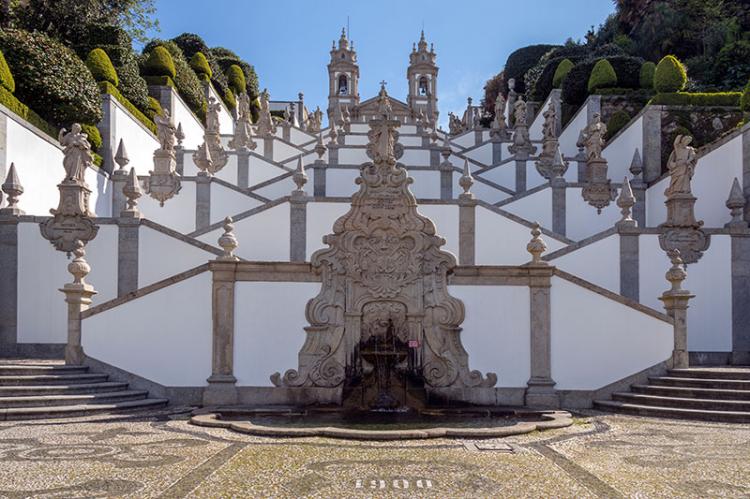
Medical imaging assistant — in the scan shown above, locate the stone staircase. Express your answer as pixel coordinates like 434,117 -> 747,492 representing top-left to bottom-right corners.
0,360 -> 168,420
594,367 -> 750,423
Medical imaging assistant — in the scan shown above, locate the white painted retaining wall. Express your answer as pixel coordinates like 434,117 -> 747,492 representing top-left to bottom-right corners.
138,225 -> 215,288
206,84 -> 234,135
138,180 -> 197,234
107,97 -> 160,175
551,234 -> 620,293
602,115 -> 643,182
171,91 -> 204,150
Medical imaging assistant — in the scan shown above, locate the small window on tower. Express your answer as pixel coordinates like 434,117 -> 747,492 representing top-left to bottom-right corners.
338,75 -> 348,95
418,77 -> 428,96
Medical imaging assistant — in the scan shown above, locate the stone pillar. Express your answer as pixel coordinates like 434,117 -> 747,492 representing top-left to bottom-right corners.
642,106 -> 662,183
312,163 -> 327,197
659,250 -> 694,369
117,217 -> 139,297
618,226 -> 640,301
576,154 -> 587,182
430,147 -> 440,168
631,179 -> 647,228
60,245 -> 97,365
551,177 -> 566,236
111,170 -> 128,217
195,173 -> 211,230
586,95 -> 601,123
730,228 -> 750,364
204,261 -> 239,406
175,146 -> 185,176
515,154 -> 527,192
263,137 -> 274,161
458,198 -> 476,265
282,124 -> 291,142
99,96 -> 117,174
150,85 -> 176,120
290,193 -> 308,262
328,143 -> 339,166
743,127 -> 750,223
439,165 -> 453,200
492,139 -> 503,166
0,217 -> 18,351
474,129 -> 483,146
526,265 -> 559,408
237,150 -> 250,189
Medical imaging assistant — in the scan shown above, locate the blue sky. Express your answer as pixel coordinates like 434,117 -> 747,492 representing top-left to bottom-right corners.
148,0 -> 615,126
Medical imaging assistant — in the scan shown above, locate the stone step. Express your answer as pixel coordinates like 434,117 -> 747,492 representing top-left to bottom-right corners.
631,384 -> 750,401
668,367 -> 750,380
648,376 -> 750,391
0,381 -> 129,396
0,364 -> 89,376
593,400 -> 750,423
612,392 -> 750,412
0,373 -> 109,386
0,390 -> 148,408
0,398 -> 169,421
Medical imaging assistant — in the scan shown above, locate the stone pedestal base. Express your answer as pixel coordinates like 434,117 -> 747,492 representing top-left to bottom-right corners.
731,351 -> 750,365
525,381 -> 560,409
61,282 -> 97,365
672,349 -> 689,369
203,375 -> 238,406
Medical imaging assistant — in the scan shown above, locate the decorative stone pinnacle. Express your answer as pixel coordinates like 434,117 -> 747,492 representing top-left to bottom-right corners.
616,177 -> 636,227
314,132 -> 327,160
0,162 -> 24,216
629,148 -> 643,178
526,223 -> 548,265
458,158 -> 474,200
292,156 -> 308,194
665,249 -> 687,292
114,139 -> 129,172
122,167 -> 142,217
328,125 -> 338,145
175,122 -> 185,147
441,134 -> 452,159
217,216 -> 239,261
194,141 -> 214,176
67,240 -> 91,285
725,177 -> 747,228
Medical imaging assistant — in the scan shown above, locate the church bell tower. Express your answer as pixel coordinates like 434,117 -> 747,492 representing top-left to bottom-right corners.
406,31 -> 438,123
327,28 -> 360,124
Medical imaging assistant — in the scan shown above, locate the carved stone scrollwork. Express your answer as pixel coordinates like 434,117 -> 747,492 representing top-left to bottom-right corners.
147,150 -> 182,207
271,86 -> 496,391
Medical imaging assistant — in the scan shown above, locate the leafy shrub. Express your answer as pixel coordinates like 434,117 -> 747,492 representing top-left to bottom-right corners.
226,64 -> 246,95
223,88 -> 236,110
86,48 -> 118,87
606,110 -> 631,140
650,92 -> 741,107
142,40 -> 206,120
742,80 -> 750,113
588,60 -> 617,92
171,33 -> 230,100
654,55 -> 687,93
0,49 -> 15,93
0,86 -> 57,137
561,60 -> 597,106
606,56 -> 644,89
143,75 -> 174,87
80,124 -> 102,152
640,62 -> 656,89
189,51 -> 212,79
0,29 -> 102,127
552,59 -> 574,88
504,44 -> 559,95
142,46 -> 176,79
712,41 -> 750,90
99,81 -> 157,134
146,97 -> 162,120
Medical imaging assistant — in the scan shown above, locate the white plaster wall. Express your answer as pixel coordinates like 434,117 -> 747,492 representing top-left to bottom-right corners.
478,163 -> 516,191
197,202 -> 290,261
344,134 -> 368,146
464,143 -> 492,166
525,161 -> 550,190
602,116 -> 642,182
138,180 -> 197,234
551,234 -> 620,293
273,139 -> 303,163
501,188 -> 553,229
206,84 -> 234,135
252,175 -> 295,200
171,93 -> 204,150
647,135 -> 742,228
86,167 -> 112,217
306,202 -> 349,258
247,156 -> 288,188
452,132 -> 475,148
639,234 -> 732,352
234,281 -> 319,386
408,170 -> 440,199
453,174 -> 511,204
326,169 -> 360,198
138,225 -> 214,288
111,102 -> 160,176
17,222 -> 118,344
551,276 -> 673,390
419,204 -> 460,257
339,147 -> 368,165
565,187 -> 620,241
401,149 -> 430,167
289,127 -> 315,145
211,155 -> 238,185
210,182 -> 261,224
559,103 -> 588,159
449,285 -> 530,387
529,94 -> 554,140
399,136 -> 423,147
82,271 -> 212,386
475,206 -> 566,265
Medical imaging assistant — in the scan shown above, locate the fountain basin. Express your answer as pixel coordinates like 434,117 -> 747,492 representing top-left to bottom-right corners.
190,407 -> 573,440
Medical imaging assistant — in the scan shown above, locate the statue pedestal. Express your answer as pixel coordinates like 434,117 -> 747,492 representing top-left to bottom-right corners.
659,194 -> 710,264
581,158 -> 616,213
148,150 -> 181,207
60,282 -> 97,365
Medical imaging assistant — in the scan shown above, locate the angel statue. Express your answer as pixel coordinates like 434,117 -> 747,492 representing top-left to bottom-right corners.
58,124 -> 93,183
154,109 -> 177,152
665,135 -> 697,198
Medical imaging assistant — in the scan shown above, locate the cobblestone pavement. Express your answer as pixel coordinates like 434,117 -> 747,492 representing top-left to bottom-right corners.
0,410 -> 749,498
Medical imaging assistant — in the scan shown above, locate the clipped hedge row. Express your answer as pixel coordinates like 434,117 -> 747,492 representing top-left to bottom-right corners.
552,59 -> 574,88
142,46 -> 176,79
0,50 -> 15,93
588,59 -> 617,92
98,81 -> 157,134
190,51 -> 212,80
742,81 -> 750,113
650,92 -> 741,107
654,55 -> 687,93
226,64 -> 246,96
86,48 -> 118,87
172,33 -> 230,102
0,86 -> 58,137
561,55 -> 644,106
80,123 -> 102,152
504,44 -> 559,95
640,62 -> 656,89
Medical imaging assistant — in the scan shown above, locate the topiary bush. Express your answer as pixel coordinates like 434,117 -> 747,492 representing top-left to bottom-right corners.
86,48 -> 118,87
606,55 -> 643,89
172,33 -> 230,101
224,88 -> 236,110
654,55 -> 687,93
0,29 -> 102,127
588,59 -> 618,93
561,60 -> 597,106
80,124 -> 102,152
146,96 -> 162,120
504,44 -> 560,95
742,80 -> 750,113
142,46 -> 176,79
606,110 -> 631,140
226,64 -> 246,95
640,62 -> 656,89
189,51 -> 212,80
650,92 -> 741,107
553,59 -> 574,88
0,49 -> 15,93
142,40 -> 206,120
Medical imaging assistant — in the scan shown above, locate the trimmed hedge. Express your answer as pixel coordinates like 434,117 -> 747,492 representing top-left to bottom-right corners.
650,92 -> 741,107
607,56 -> 643,89
640,62 -> 656,89
171,33 -> 230,104
224,88 -> 236,110
0,29 -> 102,127
553,59 -> 574,88
742,81 -> 750,113
0,49 -> 15,93
561,60 -> 597,106
99,81 -> 157,134
146,97 -> 162,120
504,44 -> 559,95
654,55 -> 687,93
0,86 -> 57,137
142,46 -> 176,79
606,110 -> 631,140
86,48 -> 118,87
190,51 -> 212,79
588,59 -> 617,92
80,124 -> 102,152
226,64 -> 246,95
143,75 -> 175,87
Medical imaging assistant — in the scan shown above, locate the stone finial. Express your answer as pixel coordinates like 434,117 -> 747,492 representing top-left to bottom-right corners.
193,140 -> 214,176
0,162 -> 24,216
217,217 -> 239,261
526,223 -> 548,265
175,122 -> 185,147
665,249 -> 687,292
328,125 -> 338,145
629,148 -> 643,178
458,158 -> 474,201
725,177 -> 747,228
292,156 -> 308,194
314,132 -> 327,161
441,134 -> 452,160
616,177 -> 636,227
114,139 -> 129,172
68,240 -> 91,285
121,167 -> 142,218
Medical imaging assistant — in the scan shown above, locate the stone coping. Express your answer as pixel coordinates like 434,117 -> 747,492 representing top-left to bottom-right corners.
189,408 -> 573,441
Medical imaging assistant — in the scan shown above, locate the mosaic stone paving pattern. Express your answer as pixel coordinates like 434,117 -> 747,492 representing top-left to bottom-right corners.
0,411 -> 749,498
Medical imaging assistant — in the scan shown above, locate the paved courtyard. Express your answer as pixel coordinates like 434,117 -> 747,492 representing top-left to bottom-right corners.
0,410 -> 748,498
